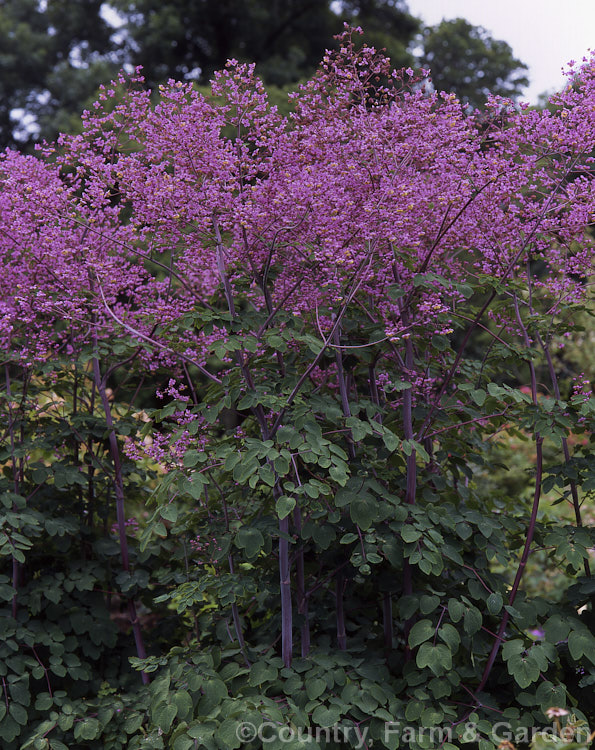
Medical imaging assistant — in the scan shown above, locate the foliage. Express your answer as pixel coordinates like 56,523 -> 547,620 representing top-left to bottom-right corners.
0,0 -> 119,149
0,29 -> 594,750
421,18 -> 529,110
2,1 -> 528,150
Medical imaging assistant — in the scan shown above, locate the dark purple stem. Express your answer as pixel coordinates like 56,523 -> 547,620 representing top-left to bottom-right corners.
537,333 -> 591,577
383,592 -> 393,651
476,294 -> 543,693
219,484 -> 251,666
333,327 -> 356,460
291,457 -> 310,656
278,509 -> 293,666
336,572 -> 347,650
92,357 -> 149,685
402,335 -> 416,660
5,365 -> 20,619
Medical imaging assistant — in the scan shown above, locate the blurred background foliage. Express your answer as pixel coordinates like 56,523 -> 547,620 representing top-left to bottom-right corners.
1,0 -> 530,149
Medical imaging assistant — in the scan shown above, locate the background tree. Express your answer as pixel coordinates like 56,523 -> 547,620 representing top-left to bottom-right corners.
1,2 -> 531,149
337,0 -> 420,71
109,0 -> 420,88
110,0 -> 337,87
0,0 -> 119,149
420,17 -> 529,109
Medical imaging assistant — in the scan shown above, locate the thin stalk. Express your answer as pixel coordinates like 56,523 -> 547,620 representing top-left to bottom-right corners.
333,326 -> 356,460
402,334 -> 416,660
91,357 -> 149,685
477,435 -> 543,693
5,365 -> 19,619
213,220 -> 292,665
330,324 -> 356,652
383,592 -> 393,652
525,256 -> 589,576
536,332 -> 591,577
336,572 -> 347,650
217,479 -> 251,666
370,363 -> 394,654
291,457 -> 310,657
368,362 -> 383,424
476,294 -> 543,693
278,498 -> 293,667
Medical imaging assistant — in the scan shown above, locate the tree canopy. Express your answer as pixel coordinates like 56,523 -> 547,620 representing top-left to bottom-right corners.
0,0 -> 118,148
421,18 -> 529,110
1,2 -> 530,149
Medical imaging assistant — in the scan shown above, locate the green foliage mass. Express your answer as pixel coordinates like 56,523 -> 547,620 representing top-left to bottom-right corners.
2,299 -> 595,749
1,1 -> 531,148
0,0 -> 119,148
421,18 -> 529,110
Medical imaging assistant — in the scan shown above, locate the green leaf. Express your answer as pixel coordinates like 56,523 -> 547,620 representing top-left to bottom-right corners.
160,504 -> 178,523
306,678 -> 327,701
249,661 -> 278,686
464,607 -> 482,635
258,464 -> 276,487
74,717 -> 100,740
535,681 -> 566,711
487,593 -> 503,615
471,389 -> 486,406
197,680 -> 227,715
401,526 -> 422,543
438,623 -> 460,653
35,693 -> 53,711
216,719 -> 242,750
0,583 -> 15,600
382,429 -> 400,451
416,642 -> 452,675
420,595 -> 440,614
408,619 -> 434,648
154,702 -> 178,733
568,630 -> 595,662
502,639 -> 525,661
173,736 -> 195,750
276,495 -> 296,520
312,705 -> 342,727
350,496 -> 377,531
235,528 -> 264,558
448,599 -> 464,623
543,615 -> 570,644
124,713 -> 144,734
173,690 -> 193,722
508,655 -> 540,689
9,703 -> 27,726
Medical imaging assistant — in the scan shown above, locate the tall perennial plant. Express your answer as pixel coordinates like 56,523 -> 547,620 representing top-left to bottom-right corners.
1,29 -> 594,750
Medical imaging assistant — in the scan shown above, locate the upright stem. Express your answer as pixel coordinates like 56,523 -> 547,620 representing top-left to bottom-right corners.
538,334 -> 591,577
336,572 -> 347,650
370,364 -> 394,654
5,365 -> 20,619
333,327 -> 356,460
293,504 -> 310,657
92,357 -> 149,685
476,294 -> 543,692
368,363 -> 382,423
214,220 -> 293,665
383,592 -> 393,652
219,484 -> 251,666
477,436 -> 543,693
278,504 -> 293,667
402,335 -> 416,660
291,458 -> 310,657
